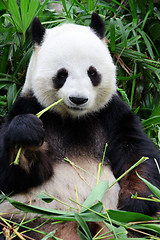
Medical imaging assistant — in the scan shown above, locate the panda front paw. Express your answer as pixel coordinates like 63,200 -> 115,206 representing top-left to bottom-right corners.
4,114 -> 45,148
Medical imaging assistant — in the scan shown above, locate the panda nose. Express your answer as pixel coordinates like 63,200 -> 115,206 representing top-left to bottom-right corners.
69,96 -> 88,105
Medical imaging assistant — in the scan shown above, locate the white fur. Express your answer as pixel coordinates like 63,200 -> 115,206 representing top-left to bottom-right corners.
0,157 -> 119,218
22,23 -> 116,117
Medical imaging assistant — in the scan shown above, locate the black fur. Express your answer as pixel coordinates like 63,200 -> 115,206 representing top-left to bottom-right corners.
53,68 -> 68,89
31,17 -> 45,45
102,95 -> 160,215
89,12 -> 105,39
0,93 -> 159,215
0,96 -> 52,193
4,114 -> 45,148
87,66 -> 101,86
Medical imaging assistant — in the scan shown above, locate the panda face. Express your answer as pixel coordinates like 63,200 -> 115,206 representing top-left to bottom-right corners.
23,20 -> 116,118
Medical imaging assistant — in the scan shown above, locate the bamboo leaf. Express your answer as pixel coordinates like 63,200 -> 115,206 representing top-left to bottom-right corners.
36,0 -> 50,16
75,213 -> 92,239
77,229 -> 88,240
137,173 -> 160,199
72,0 -> 88,12
128,0 -> 137,25
109,18 -> 115,51
61,0 -> 68,14
141,10 -> 151,30
130,64 -> 137,107
37,193 -> 54,203
8,0 -> 22,32
117,87 -> 131,107
27,0 -> 39,30
132,29 -> 141,52
7,83 -> 17,110
116,18 -> 127,47
131,223 -> 160,235
20,0 -> 29,32
111,0 -> 129,12
88,0 -> 95,12
81,180 -> 109,212
150,105 -> 160,118
5,195 -> 75,217
107,209 -> 154,223
137,29 -> 154,59
12,47 -> 33,79
117,73 -> 141,81
84,202 -> 103,213
142,116 -> 160,127
105,222 -> 128,239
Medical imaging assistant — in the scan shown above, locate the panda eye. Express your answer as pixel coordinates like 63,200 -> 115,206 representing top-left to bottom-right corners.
88,67 -> 97,77
53,68 -> 68,89
87,66 -> 101,86
57,68 -> 68,79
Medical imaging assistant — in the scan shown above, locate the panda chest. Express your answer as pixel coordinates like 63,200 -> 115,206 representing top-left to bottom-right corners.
31,120 -> 120,212
45,117 -> 107,161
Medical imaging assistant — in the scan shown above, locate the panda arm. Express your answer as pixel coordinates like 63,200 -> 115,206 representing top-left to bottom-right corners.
0,96 -> 53,194
103,94 -> 160,215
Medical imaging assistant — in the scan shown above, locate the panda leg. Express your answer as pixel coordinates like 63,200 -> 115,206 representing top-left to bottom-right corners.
118,163 -> 160,215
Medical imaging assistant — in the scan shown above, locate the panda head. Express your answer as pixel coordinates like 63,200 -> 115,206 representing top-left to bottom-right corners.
22,13 -> 116,118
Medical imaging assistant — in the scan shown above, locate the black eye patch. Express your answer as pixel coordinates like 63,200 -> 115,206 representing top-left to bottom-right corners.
87,66 -> 101,86
53,68 -> 68,89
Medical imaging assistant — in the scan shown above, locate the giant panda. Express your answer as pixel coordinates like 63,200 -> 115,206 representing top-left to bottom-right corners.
0,12 -> 159,239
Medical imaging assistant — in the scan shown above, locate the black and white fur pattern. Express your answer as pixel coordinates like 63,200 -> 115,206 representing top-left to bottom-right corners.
0,13 -> 159,239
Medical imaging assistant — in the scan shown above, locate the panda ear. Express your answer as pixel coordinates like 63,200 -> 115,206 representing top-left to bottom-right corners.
31,17 -> 46,45
89,12 -> 105,39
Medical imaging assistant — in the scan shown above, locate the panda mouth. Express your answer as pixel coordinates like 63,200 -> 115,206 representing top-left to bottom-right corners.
63,100 -> 87,112
68,106 -> 85,111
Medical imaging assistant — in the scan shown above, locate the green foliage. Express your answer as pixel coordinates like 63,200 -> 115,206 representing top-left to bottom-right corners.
0,0 -> 49,115
2,176 -> 160,239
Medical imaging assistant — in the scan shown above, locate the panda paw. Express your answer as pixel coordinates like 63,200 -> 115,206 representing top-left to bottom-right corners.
4,114 -> 45,148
